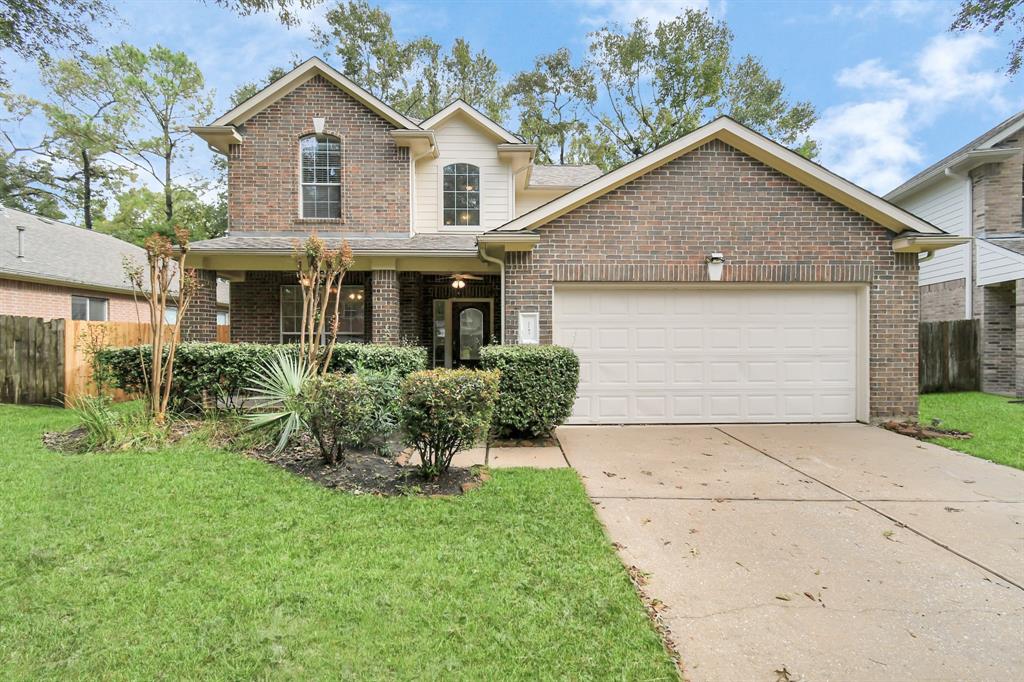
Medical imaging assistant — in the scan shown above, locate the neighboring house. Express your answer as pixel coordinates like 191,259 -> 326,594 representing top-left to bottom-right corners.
886,112 -> 1024,398
189,57 -> 965,425
0,207 -> 230,324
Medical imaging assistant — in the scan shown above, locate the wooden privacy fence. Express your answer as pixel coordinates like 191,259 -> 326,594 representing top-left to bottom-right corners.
0,315 -> 65,405
0,315 -> 178,406
919,319 -> 980,393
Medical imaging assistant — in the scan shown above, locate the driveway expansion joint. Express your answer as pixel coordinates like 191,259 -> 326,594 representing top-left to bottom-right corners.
714,426 -> 1024,592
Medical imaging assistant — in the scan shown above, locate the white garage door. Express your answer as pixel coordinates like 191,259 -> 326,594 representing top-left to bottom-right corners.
553,286 -> 862,424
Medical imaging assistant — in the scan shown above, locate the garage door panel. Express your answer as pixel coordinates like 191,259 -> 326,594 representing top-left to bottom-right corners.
556,286 -> 860,424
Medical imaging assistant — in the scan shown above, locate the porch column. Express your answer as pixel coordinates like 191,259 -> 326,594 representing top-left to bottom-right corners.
370,269 -> 399,344
181,269 -> 218,342
1016,279 -> 1023,398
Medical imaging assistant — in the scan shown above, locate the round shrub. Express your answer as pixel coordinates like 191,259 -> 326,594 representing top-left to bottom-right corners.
398,369 -> 500,478
304,373 -> 375,465
479,345 -> 580,438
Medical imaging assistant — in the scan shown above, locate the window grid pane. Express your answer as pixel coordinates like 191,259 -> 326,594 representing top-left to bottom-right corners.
443,163 -> 480,226
301,135 -> 341,219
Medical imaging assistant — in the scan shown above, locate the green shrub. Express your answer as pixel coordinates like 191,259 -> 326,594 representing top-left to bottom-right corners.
304,373 -> 375,465
354,368 -> 402,452
398,369 -> 500,478
96,342 -> 428,412
479,345 -> 580,438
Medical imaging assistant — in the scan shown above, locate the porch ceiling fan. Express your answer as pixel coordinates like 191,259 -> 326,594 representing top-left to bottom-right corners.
449,273 -> 482,289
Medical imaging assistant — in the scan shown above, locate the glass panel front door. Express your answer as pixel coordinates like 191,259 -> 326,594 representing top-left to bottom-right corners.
451,301 -> 491,368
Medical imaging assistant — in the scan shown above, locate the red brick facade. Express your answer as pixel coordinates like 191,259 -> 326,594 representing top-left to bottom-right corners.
0,278 -> 147,321
181,269 -> 219,342
228,75 -> 409,233
920,278 -> 967,321
370,270 -> 399,344
503,140 -> 920,420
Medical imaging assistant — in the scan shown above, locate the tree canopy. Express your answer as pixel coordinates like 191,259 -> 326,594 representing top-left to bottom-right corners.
952,0 -> 1024,76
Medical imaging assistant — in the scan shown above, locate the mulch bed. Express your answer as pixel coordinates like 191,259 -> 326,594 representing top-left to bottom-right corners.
42,427 -> 90,453
882,420 -> 972,441
247,435 -> 485,497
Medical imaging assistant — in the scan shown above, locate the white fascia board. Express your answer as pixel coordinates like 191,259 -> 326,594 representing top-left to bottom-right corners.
421,100 -> 521,144
208,58 -> 419,130
496,117 -> 942,235
892,234 -> 972,253
190,126 -> 244,155
978,115 -> 1024,149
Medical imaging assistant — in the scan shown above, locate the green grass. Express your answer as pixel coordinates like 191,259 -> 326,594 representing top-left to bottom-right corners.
919,392 -> 1024,470
0,405 -> 676,680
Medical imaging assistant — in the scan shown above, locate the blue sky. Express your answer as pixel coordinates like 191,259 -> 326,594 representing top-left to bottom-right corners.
5,0 -> 1023,196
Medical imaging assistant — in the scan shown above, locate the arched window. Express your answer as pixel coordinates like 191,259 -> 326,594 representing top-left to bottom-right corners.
300,134 -> 341,218
443,163 -> 480,226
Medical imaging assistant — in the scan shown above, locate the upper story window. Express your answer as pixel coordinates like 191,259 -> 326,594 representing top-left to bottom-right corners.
300,134 -> 341,219
443,163 -> 480,227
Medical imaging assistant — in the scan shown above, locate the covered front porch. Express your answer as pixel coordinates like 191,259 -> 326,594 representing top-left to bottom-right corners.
180,232 -> 507,368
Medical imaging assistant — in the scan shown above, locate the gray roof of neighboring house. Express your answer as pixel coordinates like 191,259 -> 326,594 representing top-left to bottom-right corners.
189,231 -> 480,255
0,206 -> 229,305
528,165 -> 603,187
985,236 -> 1024,257
887,110 -> 1024,199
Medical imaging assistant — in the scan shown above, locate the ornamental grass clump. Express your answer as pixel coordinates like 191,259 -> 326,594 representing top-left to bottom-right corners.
398,369 -> 500,478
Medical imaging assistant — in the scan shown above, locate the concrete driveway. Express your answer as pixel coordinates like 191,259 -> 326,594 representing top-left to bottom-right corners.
558,424 -> 1024,682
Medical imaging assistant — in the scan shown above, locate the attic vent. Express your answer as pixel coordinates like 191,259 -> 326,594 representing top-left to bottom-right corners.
229,144 -> 241,160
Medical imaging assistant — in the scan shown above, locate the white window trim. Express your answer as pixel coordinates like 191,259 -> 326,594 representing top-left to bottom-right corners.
298,134 -> 343,220
438,162 -> 483,229
71,294 -> 108,322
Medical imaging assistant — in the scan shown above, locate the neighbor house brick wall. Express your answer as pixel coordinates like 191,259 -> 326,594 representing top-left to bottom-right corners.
504,139 -> 920,421
978,281 -> 1016,395
228,75 -> 409,233
231,270 -> 369,344
370,270 -> 399,343
971,136 -> 1023,237
0,278 -> 147,321
181,269 -> 218,342
920,278 -> 967,321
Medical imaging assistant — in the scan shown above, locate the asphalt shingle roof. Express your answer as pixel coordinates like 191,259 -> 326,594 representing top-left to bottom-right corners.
528,165 -> 603,187
189,231 -> 480,254
0,207 -> 229,304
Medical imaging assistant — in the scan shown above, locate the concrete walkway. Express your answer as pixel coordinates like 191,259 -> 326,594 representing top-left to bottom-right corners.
558,423 -> 1024,682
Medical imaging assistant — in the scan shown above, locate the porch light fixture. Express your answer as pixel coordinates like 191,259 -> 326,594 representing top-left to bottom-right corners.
347,290 -> 363,301
705,252 -> 726,281
451,278 -> 466,290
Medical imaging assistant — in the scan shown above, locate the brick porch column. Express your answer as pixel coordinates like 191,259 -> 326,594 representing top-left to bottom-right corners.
370,269 -> 399,344
181,269 -> 218,342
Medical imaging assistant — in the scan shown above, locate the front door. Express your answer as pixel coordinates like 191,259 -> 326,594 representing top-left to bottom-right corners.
452,301 -> 491,368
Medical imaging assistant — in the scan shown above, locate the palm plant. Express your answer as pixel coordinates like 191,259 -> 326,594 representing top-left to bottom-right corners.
243,350 -> 312,453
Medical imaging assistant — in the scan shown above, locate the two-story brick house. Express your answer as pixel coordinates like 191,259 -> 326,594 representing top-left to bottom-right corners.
887,111 -> 1024,398
187,57 -> 966,425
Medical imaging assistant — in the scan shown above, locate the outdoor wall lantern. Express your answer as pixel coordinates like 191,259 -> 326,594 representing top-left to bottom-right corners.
705,252 -> 726,281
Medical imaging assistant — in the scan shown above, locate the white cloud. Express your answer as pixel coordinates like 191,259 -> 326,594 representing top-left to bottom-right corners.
813,33 -> 1013,194
578,0 -> 708,27
830,0 -> 940,22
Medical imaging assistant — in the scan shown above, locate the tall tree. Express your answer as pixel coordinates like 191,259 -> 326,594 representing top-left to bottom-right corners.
314,1 -> 508,121
586,9 -> 816,164
2,56 -> 134,229
507,49 -> 597,165
440,38 -> 508,122
952,0 -> 1024,76
102,43 -> 213,228
0,0 -> 111,87
0,151 -> 66,219
95,186 -> 225,246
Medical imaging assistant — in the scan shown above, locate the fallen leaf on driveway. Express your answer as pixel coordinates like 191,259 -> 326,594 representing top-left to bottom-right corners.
602,471 -> 617,478
945,506 -> 963,513
774,666 -> 795,682
775,594 -> 792,601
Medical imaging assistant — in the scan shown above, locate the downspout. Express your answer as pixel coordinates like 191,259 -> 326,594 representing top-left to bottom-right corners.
919,251 -> 936,263
478,242 -> 504,344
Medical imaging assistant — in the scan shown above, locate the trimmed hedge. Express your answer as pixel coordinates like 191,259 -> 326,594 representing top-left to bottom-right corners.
95,342 -> 427,411
480,344 -> 580,438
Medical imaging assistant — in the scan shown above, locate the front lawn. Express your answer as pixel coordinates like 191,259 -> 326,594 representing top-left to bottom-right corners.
0,405 -> 676,680
919,392 -> 1024,470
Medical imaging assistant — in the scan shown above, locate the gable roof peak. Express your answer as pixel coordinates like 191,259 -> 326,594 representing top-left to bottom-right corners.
420,99 -> 522,143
